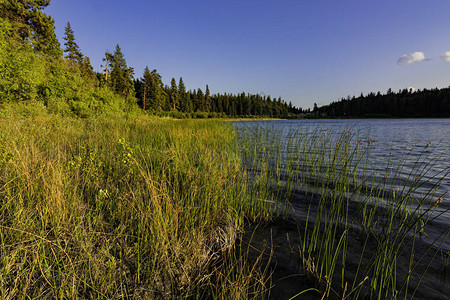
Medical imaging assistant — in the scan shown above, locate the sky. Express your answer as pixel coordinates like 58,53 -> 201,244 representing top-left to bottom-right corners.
45,0 -> 450,109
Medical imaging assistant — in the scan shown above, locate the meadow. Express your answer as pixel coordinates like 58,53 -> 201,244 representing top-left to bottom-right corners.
0,107 -> 272,299
0,107 -> 448,299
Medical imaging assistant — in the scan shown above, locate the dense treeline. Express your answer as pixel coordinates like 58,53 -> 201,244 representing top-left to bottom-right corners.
315,87 -> 450,118
135,74 -> 303,118
0,0 -> 301,118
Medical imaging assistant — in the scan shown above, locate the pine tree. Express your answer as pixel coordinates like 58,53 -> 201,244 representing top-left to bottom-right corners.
205,84 -> 211,112
170,77 -> 178,111
185,91 -> 193,113
178,77 -> 187,112
195,88 -> 204,112
63,22 -> 83,64
110,44 -> 134,98
141,67 -> 151,110
80,56 -> 96,82
0,0 -> 61,57
150,69 -> 166,110
140,67 -> 166,111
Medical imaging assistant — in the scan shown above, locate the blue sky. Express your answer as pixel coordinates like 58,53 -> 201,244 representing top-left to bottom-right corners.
46,0 -> 450,109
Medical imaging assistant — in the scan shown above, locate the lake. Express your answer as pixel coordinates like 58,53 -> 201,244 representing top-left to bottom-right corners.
233,118 -> 450,299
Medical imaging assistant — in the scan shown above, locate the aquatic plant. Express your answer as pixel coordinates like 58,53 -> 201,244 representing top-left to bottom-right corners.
235,122 -> 449,299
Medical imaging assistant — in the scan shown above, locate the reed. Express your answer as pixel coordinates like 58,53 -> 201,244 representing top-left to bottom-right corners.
235,122 -> 449,299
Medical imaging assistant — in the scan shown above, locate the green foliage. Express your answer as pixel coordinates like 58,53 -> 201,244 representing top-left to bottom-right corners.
169,77 -> 179,110
137,66 -> 166,111
0,19 -> 47,103
0,0 -> 61,57
63,21 -> 83,64
110,44 -> 135,99
0,17 -> 132,117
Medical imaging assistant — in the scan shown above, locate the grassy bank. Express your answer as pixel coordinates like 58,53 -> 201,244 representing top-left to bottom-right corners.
0,109 -> 273,298
1,108 -> 448,299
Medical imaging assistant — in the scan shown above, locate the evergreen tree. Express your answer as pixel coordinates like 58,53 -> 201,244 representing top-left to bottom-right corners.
80,56 -> 95,79
63,22 -> 83,64
150,69 -> 166,110
178,77 -> 187,111
195,88 -> 204,112
139,67 -> 166,111
185,91 -> 193,113
0,0 -> 61,57
205,84 -> 211,112
141,66 -> 151,110
170,77 -> 178,110
110,44 -> 134,98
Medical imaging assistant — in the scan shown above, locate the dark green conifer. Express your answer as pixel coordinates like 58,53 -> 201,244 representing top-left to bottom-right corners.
205,84 -> 211,112
150,69 -> 166,110
110,44 -> 134,98
63,22 -> 83,64
178,77 -> 187,111
0,0 -> 61,57
195,88 -> 204,112
170,78 -> 178,111
141,66 -> 151,110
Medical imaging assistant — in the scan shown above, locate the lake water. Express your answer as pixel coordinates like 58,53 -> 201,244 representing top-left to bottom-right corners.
233,118 -> 450,299
234,118 -> 449,247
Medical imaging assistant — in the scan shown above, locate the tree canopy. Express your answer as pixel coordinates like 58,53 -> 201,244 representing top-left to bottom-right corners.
0,0 -> 61,57
110,44 -> 134,99
63,21 -> 83,64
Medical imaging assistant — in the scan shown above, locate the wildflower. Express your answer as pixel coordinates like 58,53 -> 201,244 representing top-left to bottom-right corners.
432,197 -> 443,208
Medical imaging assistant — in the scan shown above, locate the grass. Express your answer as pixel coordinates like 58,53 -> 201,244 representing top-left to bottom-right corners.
0,110 -> 271,298
1,108 -> 448,299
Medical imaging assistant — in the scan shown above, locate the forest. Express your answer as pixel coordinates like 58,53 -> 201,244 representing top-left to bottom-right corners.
0,1 -> 301,118
314,87 -> 450,118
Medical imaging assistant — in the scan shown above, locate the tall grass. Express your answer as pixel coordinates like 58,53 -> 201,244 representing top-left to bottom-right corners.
0,111 -> 270,298
1,110 -> 448,299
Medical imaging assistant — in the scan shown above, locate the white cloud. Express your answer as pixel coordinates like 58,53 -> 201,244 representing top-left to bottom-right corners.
440,51 -> 450,61
397,51 -> 429,65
